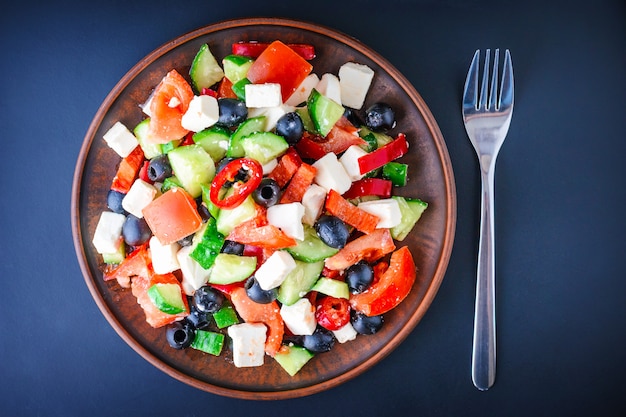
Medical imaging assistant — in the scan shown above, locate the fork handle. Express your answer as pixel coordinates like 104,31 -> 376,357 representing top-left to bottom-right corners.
472,164 -> 497,391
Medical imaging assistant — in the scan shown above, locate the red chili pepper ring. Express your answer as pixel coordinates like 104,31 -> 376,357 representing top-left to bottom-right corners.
209,158 -> 263,209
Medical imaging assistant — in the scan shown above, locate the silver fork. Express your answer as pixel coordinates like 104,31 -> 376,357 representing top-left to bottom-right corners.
462,49 -> 514,391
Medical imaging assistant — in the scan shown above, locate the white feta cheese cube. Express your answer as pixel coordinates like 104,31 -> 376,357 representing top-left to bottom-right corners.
122,179 -> 157,219
176,245 -> 211,295
312,152 -> 352,195
245,83 -> 282,108
247,104 -> 294,131
228,323 -> 267,368
357,198 -> 403,228
280,298 -> 317,335
301,184 -> 326,226
266,202 -> 306,241
181,94 -> 219,132
254,250 -> 297,291
286,73 -> 319,106
149,236 -> 180,274
339,145 -> 369,181
333,322 -> 358,343
339,62 -> 375,110
103,121 -> 139,158
262,158 -> 278,175
315,73 -> 342,105
92,211 -> 126,254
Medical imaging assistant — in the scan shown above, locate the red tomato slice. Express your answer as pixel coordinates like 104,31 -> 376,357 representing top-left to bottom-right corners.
227,220 -> 297,250
131,272 -> 189,328
229,287 -> 285,357
110,146 -> 144,193
142,188 -> 203,245
104,244 -> 151,288
295,118 -> 366,158
349,246 -> 416,316
147,69 -> 194,144
325,189 -> 380,234
246,40 -> 313,102
324,228 -> 396,271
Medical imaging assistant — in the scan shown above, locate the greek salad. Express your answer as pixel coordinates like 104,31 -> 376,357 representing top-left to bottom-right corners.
92,39 -> 428,376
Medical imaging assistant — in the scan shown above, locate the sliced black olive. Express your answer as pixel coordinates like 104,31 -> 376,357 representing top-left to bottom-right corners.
314,215 -> 350,249
345,261 -> 375,294
365,102 -> 396,132
275,112 -> 304,145
244,277 -> 278,304
122,214 -> 152,246
166,321 -> 195,350
252,178 -> 281,208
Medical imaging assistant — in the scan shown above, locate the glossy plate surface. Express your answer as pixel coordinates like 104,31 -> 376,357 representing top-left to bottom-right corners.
71,18 -> 456,400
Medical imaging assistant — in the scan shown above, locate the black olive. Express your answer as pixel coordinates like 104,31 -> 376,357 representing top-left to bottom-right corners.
185,303 -> 211,330
107,190 -> 126,214
166,321 -> 195,350
193,285 -> 225,314
177,234 -> 194,247
302,327 -> 336,353
343,107 -> 364,128
252,178 -> 281,208
365,102 -> 396,132
217,98 -> 248,127
147,154 -> 172,182
345,261 -> 375,294
351,311 -> 384,335
275,112 -> 304,144
314,215 -> 350,249
195,197 -> 211,222
221,240 -> 245,255
122,214 -> 152,246
244,277 -> 278,304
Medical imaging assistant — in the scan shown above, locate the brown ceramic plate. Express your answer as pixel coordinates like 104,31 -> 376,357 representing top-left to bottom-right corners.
71,17 -> 456,399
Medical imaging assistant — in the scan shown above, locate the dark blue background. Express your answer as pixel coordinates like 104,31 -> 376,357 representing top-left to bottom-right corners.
1,0 -> 624,415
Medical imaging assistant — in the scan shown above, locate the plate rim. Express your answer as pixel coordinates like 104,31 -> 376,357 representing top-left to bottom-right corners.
71,17 -> 456,400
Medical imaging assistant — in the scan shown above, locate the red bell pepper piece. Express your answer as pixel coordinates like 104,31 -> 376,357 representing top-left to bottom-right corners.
138,160 -> 153,184
209,158 -> 263,209
268,148 -> 302,187
325,189 -> 380,234
342,178 -> 392,200
279,162 -> 317,204
110,145 -> 144,193
232,41 -> 316,60
358,133 -> 409,175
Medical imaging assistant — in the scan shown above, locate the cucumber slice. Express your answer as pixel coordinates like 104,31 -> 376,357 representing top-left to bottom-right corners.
215,194 -> 257,235
212,301 -> 240,329
222,55 -> 254,84
167,144 -> 215,198
359,126 -> 393,148
147,283 -> 186,314
307,88 -> 344,136
227,116 -> 266,158
287,225 -> 339,262
274,345 -> 314,376
161,176 -> 182,192
296,106 -> 316,133
391,196 -> 428,241
191,329 -> 225,356
189,43 -> 225,93
240,131 -> 289,164
277,260 -> 324,306
208,253 -> 257,285
102,240 -> 126,265
193,125 -> 230,162
133,118 -> 162,159
189,218 -> 224,269
310,277 -> 350,299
